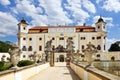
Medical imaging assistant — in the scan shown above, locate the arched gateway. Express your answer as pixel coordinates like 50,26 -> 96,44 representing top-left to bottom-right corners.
54,45 -> 66,62
59,55 -> 64,62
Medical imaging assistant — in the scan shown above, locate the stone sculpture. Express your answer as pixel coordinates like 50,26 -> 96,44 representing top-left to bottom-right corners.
33,51 -> 37,63
83,42 -> 97,67
8,44 -> 21,68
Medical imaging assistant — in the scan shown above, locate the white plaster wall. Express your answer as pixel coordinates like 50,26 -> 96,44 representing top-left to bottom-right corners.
0,53 -> 10,62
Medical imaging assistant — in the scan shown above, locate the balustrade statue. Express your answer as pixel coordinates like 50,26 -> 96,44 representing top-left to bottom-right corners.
8,44 -> 21,69
45,39 -> 54,67
83,42 -> 97,67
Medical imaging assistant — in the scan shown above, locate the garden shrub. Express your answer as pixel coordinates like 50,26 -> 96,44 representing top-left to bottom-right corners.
0,62 -> 12,71
17,60 -> 34,67
0,61 -> 5,67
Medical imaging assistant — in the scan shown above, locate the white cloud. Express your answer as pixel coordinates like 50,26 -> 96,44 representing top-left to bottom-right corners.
96,0 -> 101,4
102,0 -> 120,13
38,0 -> 72,25
92,16 -> 114,27
0,12 -> 18,37
13,0 -> 72,26
12,0 -> 96,26
82,0 -> 96,13
15,0 -> 41,15
65,0 -> 90,25
0,0 -> 10,6
107,38 -> 120,51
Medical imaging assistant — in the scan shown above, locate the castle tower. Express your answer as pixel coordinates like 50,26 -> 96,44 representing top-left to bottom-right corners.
95,16 -> 106,32
17,18 -> 28,49
95,16 -> 107,52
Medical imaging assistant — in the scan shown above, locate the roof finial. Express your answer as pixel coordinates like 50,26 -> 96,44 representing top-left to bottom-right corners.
20,17 -> 28,25
97,15 -> 104,22
100,15 -> 102,19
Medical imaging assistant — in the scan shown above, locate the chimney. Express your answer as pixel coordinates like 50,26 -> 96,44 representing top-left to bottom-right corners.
83,23 -> 86,26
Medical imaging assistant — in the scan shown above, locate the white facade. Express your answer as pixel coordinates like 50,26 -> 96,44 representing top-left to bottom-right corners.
17,17 -> 107,60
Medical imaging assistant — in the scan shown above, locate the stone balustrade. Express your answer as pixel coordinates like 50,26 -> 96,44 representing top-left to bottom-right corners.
0,63 -> 49,80
70,62 -> 120,80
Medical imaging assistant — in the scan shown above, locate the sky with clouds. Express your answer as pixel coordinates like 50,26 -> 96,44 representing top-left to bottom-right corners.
0,0 -> 120,51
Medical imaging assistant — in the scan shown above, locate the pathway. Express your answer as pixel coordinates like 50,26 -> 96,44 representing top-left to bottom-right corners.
27,62 -> 81,80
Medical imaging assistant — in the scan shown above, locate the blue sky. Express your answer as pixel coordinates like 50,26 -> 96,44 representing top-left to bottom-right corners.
0,0 -> 120,50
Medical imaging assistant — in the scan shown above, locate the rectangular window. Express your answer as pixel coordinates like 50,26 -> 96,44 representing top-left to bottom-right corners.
22,46 -> 27,51
82,45 -> 84,49
97,45 -> 101,50
92,37 -> 95,40
52,37 -> 55,40
28,46 -> 32,51
81,37 -> 85,40
104,36 -> 106,39
104,45 -> 106,50
23,38 -> 26,40
39,46 -> 42,51
97,36 -> 101,39
59,37 -> 64,40
68,37 -> 73,40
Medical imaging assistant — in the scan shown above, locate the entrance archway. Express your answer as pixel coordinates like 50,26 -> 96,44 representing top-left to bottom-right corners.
59,55 -> 64,62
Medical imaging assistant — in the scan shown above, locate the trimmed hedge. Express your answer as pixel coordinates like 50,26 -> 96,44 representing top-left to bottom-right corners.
17,60 -> 34,67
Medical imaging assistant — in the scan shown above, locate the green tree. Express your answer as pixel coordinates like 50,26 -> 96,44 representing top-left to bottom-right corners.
0,41 -> 13,52
109,41 -> 120,51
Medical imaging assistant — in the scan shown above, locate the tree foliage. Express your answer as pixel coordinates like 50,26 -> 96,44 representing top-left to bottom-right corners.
0,41 -> 13,52
109,41 -> 120,51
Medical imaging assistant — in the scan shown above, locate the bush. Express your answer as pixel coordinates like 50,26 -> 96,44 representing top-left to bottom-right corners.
0,62 -> 12,71
0,61 -> 5,67
17,60 -> 34,67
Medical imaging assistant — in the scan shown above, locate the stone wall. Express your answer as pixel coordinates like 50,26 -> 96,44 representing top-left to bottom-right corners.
0,63 -> 49,80
70,62 -> 120,80
98,52 -> 120,60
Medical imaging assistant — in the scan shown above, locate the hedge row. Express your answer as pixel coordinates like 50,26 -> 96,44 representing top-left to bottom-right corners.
17,60 -> 34,67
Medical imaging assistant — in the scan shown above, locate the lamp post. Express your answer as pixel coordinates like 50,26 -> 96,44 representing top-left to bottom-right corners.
82,42 -> 97,67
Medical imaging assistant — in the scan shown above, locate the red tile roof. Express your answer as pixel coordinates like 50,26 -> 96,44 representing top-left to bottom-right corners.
29,26 -> 95,29
28,26 -> 95,33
